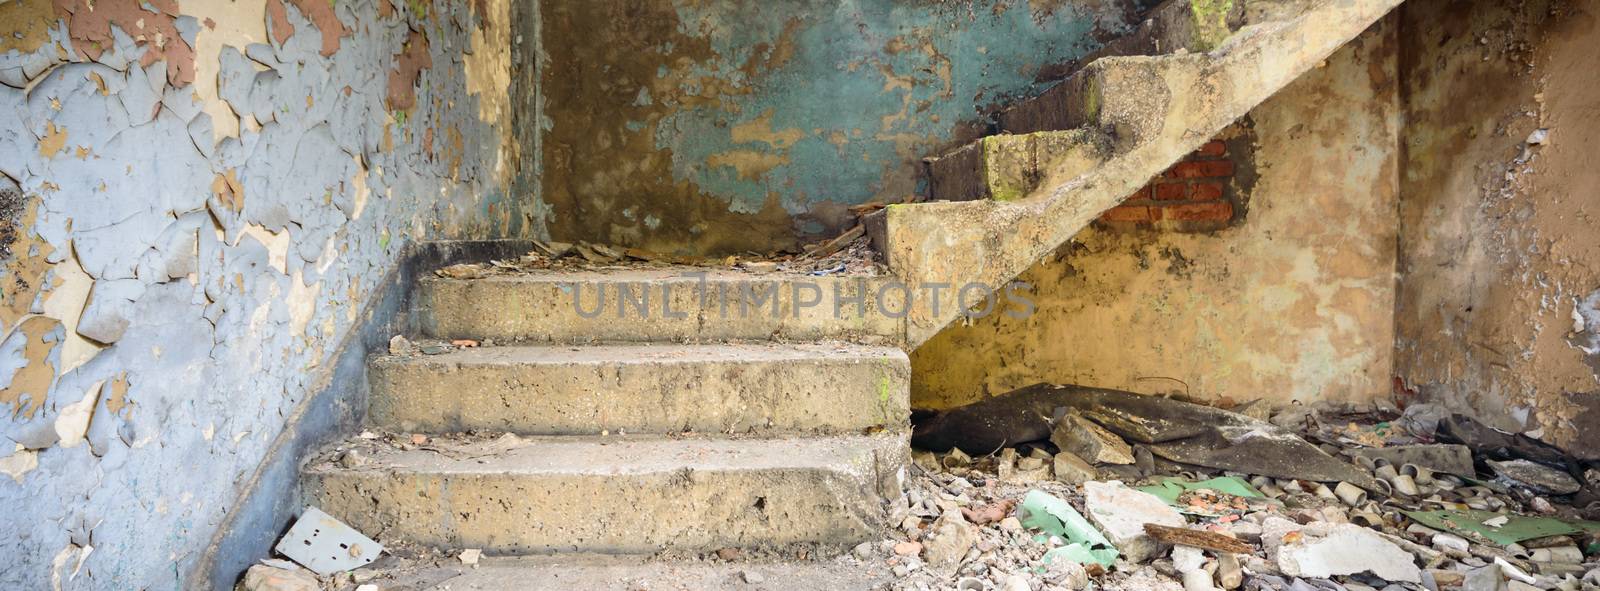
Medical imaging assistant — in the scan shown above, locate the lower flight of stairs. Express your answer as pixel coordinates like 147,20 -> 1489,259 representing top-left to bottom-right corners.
301,269 -> 911,558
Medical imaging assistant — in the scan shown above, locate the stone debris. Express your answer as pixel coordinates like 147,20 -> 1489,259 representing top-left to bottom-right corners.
241,563 -> 320,591
264,395 -> 1600,591
424,236 -> 883,280
1052,412 -> 1135,465
1268,521 -> 1422,583
1053,451 -> 1097,484
1082,481 -> 1186,563
876,392 -> 1600,591
922,510 -> 979,573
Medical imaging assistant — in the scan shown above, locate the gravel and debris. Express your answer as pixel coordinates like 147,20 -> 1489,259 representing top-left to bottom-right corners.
857,398 -> 1600,591
428,235 -> 883,281
246,397 -> 1600,591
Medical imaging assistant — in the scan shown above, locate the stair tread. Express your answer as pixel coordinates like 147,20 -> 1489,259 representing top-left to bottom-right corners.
368,556 -> 889,590
308,432 -> 901,476
422,267 -> 883,283
376,341 -> 904,366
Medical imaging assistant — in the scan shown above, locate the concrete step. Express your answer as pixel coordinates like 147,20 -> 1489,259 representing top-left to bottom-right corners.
368,342 -> 910,436
920,0 -> 1259,203
926,129 -> 1112,202
356,555 -> 890,590
303,433 -> 907,555
995,0 -> 1257,136
416,269 -> 906,344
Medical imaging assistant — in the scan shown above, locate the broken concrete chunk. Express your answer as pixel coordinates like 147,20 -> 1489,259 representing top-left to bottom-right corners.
1052,412 -> 1134,465
1215,552 -> 1243,589
740,261 -> 778,274
1229,399 -> 1273,422
923,509 -> 978,573
1271,522 -> 1421,583
273,506 -> 383,576
1053,451 -> 1096,484
242,563 -> 320,591
388,335 -> 416,356
1082,481 -> 1185,563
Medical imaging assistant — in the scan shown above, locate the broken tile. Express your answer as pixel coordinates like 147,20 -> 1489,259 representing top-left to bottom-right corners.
1082,481 -> 1186,563
1271,522 -> 1421,583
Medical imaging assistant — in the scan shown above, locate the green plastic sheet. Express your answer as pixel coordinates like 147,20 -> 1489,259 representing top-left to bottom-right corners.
1404,509 -> 1600,547
1017,490 -> 1118,567
1136,476 -> 1264,505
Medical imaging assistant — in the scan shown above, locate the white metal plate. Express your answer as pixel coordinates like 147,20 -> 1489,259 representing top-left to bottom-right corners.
274,506 -> 384,575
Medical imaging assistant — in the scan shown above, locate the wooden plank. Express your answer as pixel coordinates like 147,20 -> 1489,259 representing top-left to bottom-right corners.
1143,524 -> 1253,554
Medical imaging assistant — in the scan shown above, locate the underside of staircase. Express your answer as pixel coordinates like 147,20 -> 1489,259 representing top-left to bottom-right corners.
869,0 -> 1402,347
296,0 -> 1401,579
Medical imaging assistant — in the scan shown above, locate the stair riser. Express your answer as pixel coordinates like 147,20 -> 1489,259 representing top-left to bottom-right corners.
368,351 -> 910,435
305,443 -> 906,554
996,0 -> 1248,135
418,276 -> 906,344
926,131 -> 1111,202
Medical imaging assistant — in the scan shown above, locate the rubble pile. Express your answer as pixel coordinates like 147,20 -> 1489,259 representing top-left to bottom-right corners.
870,385 -> 1600,591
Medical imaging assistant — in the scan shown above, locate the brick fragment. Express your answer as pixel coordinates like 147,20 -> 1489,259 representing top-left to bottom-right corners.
1194,141 -> 1227,157
1154,183 -> 1187,200
1189,181 -> 1225,201
1168,160 -> 1235,179
1163,201 -> 1234,222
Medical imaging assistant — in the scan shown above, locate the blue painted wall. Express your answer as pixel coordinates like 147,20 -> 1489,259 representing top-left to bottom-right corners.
540,0 -> 1142,254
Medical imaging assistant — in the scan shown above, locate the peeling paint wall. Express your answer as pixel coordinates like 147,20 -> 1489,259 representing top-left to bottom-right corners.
0,0 -> 534,585
911,20 -> 1400,410
537,0 -> 1149,255
1394,0 -> 1600,459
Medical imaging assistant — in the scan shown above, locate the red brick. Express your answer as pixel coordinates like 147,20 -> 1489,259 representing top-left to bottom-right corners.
1101,205 -> 1153,222
1194,141 -> 1227,157
1153,182 -> 1187,200
1189,181 -> 1225,201
1162,201 -> 1234,222
1126,186 -> 1152,201
1168,160 -> 1235,179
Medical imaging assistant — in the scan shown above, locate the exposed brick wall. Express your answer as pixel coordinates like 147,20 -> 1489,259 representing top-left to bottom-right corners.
1099,137 -> 1245,231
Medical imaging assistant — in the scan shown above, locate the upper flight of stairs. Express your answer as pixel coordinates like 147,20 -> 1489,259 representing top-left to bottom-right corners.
870,0 -> 1402,347
292,0 -> 1401,574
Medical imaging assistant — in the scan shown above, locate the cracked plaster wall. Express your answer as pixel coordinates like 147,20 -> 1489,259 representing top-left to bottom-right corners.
536,0 -> 1152,256
911,20 -> 1401,410
1394,0 -> 1600,459
0,0 -> 535,585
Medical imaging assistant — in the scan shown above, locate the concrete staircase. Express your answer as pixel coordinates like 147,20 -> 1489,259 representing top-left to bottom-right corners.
869,0 -> 1402,347
292,0 -> 1401,577
302,271 -> 910,557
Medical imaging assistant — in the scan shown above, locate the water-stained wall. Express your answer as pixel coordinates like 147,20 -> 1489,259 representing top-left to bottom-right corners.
538,0 -> 1149,255
911,20 -> 1401,410
1394,0 -> 1600,459
0,0 -> 534,585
